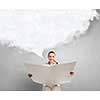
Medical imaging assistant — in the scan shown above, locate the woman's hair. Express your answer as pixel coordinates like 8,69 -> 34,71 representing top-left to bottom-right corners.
48,51 -> 56,57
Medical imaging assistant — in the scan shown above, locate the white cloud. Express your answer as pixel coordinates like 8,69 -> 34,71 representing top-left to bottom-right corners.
0,10 -> 99,57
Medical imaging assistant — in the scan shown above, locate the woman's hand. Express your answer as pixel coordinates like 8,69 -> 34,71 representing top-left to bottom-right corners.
28,73 -> 32,78
69,71 -> 74,76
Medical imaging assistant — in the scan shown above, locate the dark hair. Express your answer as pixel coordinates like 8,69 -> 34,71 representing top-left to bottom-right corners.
48,51 -> 56,57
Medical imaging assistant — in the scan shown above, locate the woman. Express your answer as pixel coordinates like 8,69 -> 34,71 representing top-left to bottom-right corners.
28,51 -> 74,91
42,51 -> 60,91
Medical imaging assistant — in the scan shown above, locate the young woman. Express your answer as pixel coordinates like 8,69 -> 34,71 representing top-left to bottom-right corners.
42,51 -> 60,91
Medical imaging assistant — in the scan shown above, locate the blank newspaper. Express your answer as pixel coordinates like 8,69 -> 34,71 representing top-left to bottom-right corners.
24,62 -> 76,85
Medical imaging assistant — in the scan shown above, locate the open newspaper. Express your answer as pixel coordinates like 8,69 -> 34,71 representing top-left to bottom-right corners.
24,62 -> 76,85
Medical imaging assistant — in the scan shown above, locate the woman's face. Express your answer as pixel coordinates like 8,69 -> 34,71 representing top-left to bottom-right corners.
48,53 -> 56,63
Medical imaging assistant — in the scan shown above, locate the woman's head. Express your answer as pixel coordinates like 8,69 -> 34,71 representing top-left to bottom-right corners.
47,51 -> 57,64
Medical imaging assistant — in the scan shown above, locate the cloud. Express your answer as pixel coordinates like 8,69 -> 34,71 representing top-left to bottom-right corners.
0,10 -> 99,57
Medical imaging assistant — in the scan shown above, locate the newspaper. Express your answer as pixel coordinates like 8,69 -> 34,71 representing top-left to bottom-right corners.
24,62 -> 76,85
